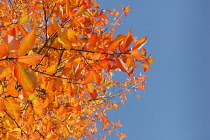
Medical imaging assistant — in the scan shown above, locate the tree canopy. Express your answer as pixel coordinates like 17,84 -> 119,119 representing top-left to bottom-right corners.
0,0 -> 154,139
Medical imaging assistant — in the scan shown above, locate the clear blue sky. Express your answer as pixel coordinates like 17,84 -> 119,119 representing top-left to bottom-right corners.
97,0 -> 210,140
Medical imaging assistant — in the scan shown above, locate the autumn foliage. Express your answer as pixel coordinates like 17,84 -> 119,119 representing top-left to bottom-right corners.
0,0 -> 154,139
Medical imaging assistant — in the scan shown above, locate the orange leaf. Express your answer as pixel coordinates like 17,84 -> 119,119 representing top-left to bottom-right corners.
17,28 -> 36,56
4,98 -> 20,121
116,59 -> 127,72
57,104 -> 65,116
125,6 -> 130,13
17,54 -> 43,65
85,70 -> 101,85
130,48 -> 147,61
5,79 -> 18,97
17,25 -> 28,37
142,62 -> 150,72
99,60 -> 110,69
74,5 -> 85,17
108,34 -> 125,51
33,106 -> 44,116
14,62 -> 37,92
0,39 -> 9,58
88,33 -> 98,46
52,18 -> 61,35
132,36 -> 147,50
0,67 -> 12,80
120,30 -> 132,51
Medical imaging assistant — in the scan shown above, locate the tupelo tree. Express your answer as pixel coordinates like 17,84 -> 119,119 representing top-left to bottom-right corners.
0,0 -> 154,139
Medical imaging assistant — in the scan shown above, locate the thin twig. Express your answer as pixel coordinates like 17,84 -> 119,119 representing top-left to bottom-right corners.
3,109 -> 29,138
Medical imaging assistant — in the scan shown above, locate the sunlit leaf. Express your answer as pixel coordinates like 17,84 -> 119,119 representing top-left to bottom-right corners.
74,5 -> 85,17
142,62 -> 150,72
19,10 -> 29,24
4,98 -> 20,121
14,62 -> 37,92
17,25 -> 28,37
17,28 -> 36,56
108,34 -> 125,51
62,29 -> 75,39
120,30 -> 132,51
85,70 -> 101,85
130,48 -> 147,61
0,39 -> 9,58
132,36 -> 147,50
17,54 -> 43,65
88,33 -> 98,46
146,55 -> 154,65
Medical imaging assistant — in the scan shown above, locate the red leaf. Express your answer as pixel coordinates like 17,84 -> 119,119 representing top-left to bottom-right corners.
90,89 -> 98,99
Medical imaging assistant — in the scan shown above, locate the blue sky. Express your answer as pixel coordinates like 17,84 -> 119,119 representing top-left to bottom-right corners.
97,0 -> 210,140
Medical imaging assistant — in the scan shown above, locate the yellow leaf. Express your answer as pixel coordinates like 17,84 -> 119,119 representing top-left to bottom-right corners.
142,62 -> 150,72
4,98 -> 20,121
17,28 -> 36,56
19,10 -> 29,24
45,64 -> 58,75
58,37 -> 72,49
74,5 -> 85,17
14,62 -> 37,92
146,55 -> 154,65
87,83 -> 94,93
62,29 -> 75,39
